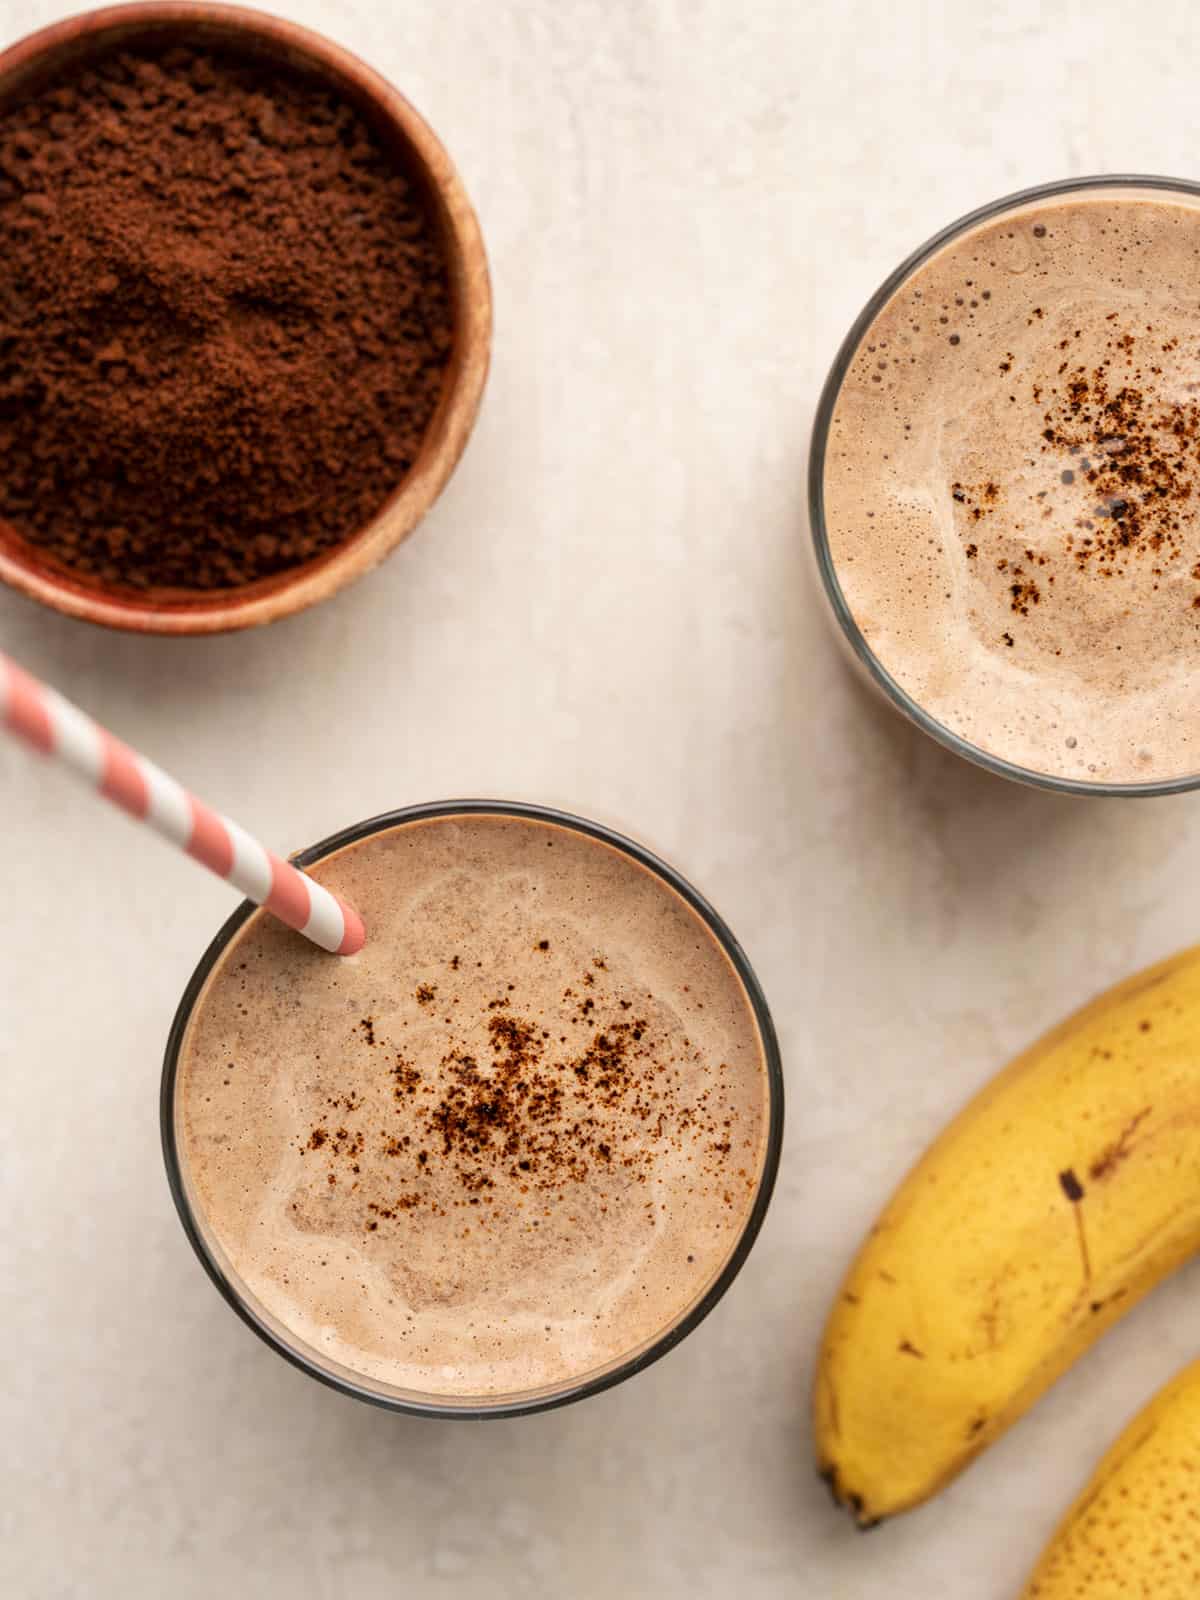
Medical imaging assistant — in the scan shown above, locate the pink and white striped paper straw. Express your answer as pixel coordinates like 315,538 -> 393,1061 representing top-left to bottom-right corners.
0,651 -> 365,956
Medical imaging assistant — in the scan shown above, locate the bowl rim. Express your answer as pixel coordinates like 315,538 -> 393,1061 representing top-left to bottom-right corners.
0,0 -> 492,635
160,798 -> 786,1419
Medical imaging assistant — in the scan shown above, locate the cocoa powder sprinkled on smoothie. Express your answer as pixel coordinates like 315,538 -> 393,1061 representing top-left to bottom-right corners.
946,323 -> 1200,626
298,960 -> 733,1229
1037,329 -> 1199,579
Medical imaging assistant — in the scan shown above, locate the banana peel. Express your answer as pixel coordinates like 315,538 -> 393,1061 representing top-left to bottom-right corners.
1020,1358 -> 1200,1597
813,945 -> 1200,1525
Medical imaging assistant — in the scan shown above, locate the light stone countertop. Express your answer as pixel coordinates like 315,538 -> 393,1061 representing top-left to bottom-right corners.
3,1 -> 1199,1595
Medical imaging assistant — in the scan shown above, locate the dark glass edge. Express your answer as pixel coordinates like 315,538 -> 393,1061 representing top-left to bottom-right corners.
160,799 -> 785,1421
808,173 -> 1200,799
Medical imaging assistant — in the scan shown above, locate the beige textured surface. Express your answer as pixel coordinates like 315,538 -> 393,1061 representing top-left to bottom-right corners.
2,1 -> 1199,1595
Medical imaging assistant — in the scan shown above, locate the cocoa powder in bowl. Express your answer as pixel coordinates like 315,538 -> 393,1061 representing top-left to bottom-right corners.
0,32 -> 455,595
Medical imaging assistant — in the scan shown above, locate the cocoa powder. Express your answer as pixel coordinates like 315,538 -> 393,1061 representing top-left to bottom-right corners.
0,42 -> 453,591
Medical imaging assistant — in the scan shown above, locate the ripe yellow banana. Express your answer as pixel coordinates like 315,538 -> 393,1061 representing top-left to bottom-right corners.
813,944 -> 1200,1526
1018,1357 -> 1200,1598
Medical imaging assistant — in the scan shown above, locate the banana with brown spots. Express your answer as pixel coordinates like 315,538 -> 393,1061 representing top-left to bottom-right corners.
1019,1358 -> 1200,1597
813,946 -> 1200,1525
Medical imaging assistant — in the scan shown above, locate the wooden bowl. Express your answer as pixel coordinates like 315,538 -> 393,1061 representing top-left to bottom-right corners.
0,2 -> 491,634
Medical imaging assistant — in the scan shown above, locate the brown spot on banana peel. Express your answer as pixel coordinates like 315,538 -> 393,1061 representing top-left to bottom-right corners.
897,1339 -> 925,1358
1088,1287 -> 1128,1315
1089,1106 -> 1152,1181
1059,1168 -> 1094,1285
980,1294 -> 1003,1350
1058,1168 -> 1085,1202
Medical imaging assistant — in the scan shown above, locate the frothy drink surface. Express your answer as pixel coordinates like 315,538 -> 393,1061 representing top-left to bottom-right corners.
177,814 -> 770,1400
823,187 -> 1200,784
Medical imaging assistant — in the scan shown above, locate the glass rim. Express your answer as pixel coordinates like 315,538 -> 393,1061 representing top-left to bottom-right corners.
160,798 -> 785,1421
808,172 -> 1200,798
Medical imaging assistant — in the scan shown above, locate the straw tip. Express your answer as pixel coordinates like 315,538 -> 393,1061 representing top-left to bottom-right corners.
337,907 -> 366,957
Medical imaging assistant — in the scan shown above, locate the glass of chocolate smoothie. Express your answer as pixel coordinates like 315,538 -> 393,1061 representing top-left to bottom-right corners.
810,176 -> 1200,795
162,802 -> 782,1417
